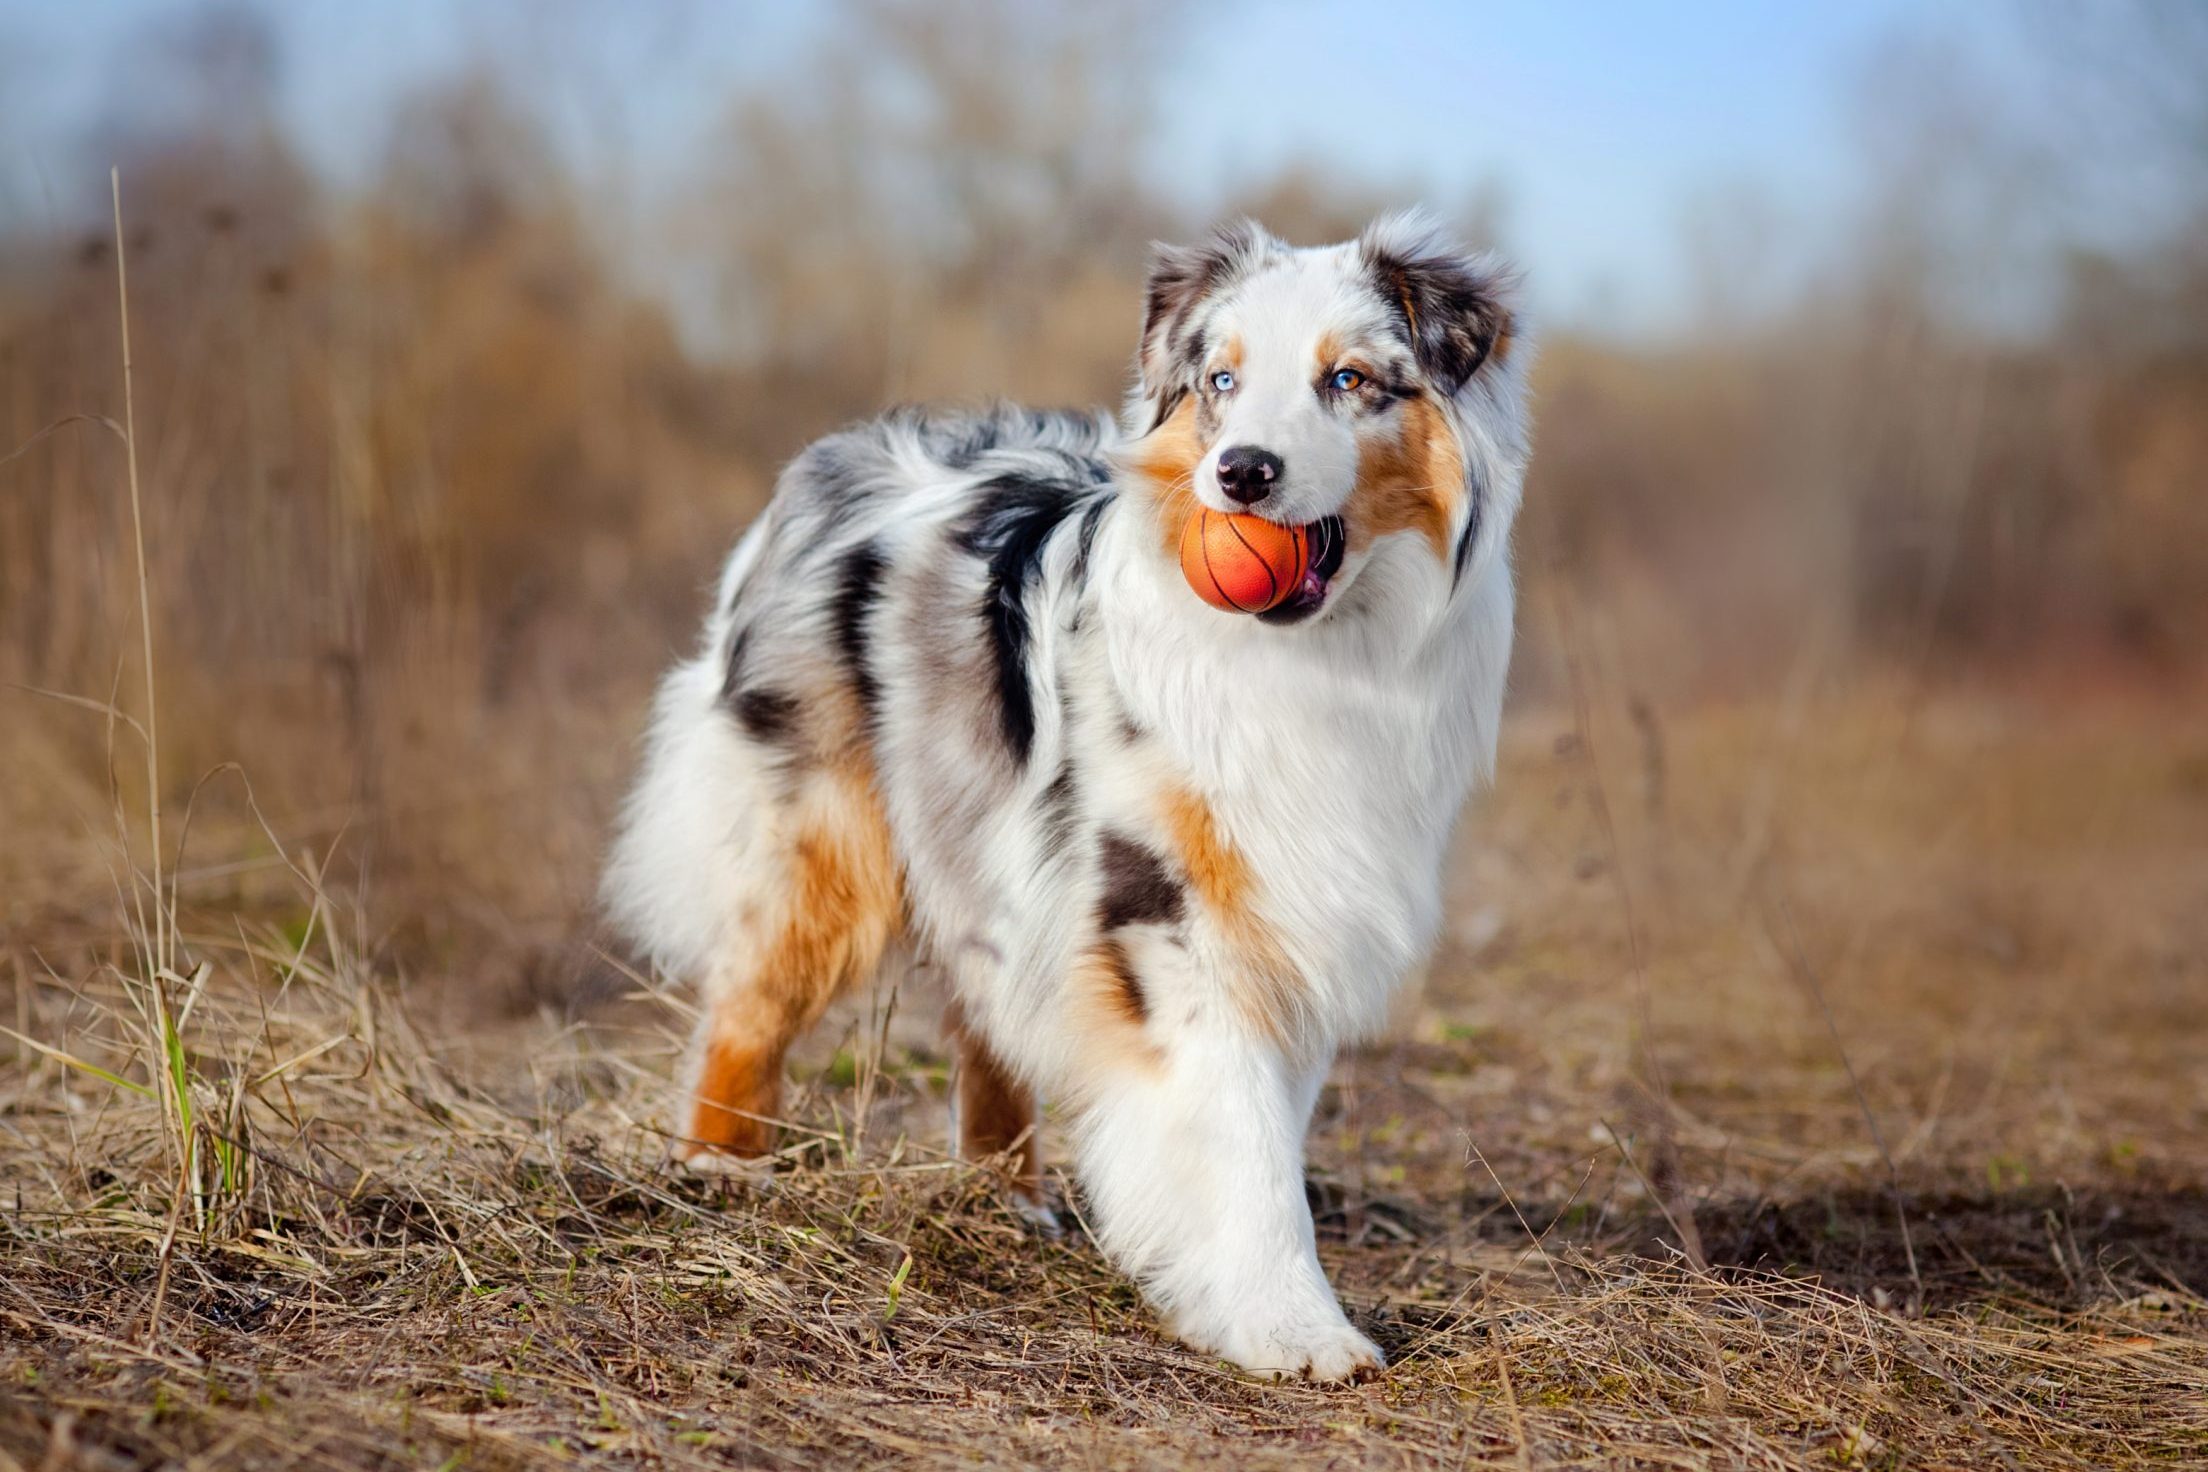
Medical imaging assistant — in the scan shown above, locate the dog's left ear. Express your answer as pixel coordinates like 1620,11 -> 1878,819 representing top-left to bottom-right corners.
1360,212 -> 1516,398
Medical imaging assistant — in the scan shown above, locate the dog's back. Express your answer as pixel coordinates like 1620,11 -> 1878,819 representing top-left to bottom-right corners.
600,402 -> 1122,1157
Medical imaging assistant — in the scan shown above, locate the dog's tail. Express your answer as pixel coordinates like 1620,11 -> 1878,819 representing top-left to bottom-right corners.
601,516 -> 778,985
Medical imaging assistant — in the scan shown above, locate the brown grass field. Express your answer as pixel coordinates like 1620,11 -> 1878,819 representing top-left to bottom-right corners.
5,670 -> 2204,1470
6,9 -> 2208,1461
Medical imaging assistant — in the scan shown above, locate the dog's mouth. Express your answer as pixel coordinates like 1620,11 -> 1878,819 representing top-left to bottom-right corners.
1257,516 -> 1346,626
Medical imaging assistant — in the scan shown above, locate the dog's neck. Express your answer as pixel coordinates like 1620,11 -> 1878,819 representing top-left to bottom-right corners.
1082,490 -> 1508,800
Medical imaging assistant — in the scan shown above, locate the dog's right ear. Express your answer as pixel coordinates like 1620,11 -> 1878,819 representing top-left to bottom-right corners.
1137,220 -> 1273,432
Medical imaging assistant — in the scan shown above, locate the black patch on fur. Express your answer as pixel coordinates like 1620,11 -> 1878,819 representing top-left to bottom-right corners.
720,628 -> 802,748
959,473 -> 1100,765
1451,464 -> 1485,590
733,685 -> 800,745
1071,497 -> 1108,587
1098,832 -> 1184,931
832,540 -> 890,733
935,416 -> 1000,470
1038,762 -> 1079,855
1362,234 -> 1511,397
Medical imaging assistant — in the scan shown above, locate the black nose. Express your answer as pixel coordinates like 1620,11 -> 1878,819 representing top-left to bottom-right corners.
1215,445 -> 1283,505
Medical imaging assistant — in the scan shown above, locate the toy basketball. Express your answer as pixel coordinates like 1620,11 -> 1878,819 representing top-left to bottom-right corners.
1179,508 -> 1312,614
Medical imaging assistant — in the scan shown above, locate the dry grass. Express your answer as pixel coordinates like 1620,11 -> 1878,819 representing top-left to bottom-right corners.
5,685 -> 2204,1472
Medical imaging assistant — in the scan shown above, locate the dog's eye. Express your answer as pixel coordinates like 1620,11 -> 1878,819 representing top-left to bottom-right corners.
1210,370 -> 1236,393
1329,368 -> 1366,393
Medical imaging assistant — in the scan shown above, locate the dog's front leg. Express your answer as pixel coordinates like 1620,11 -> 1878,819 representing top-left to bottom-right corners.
1073,1026 -> 1381,1381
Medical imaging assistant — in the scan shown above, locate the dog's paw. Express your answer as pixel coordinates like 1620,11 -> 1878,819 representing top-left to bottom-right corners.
669,1143 -> 777,1184
1010,1189 -> 1065,1239
1187,1311 -> 1385,1383
1238,1322 -> 1385,1384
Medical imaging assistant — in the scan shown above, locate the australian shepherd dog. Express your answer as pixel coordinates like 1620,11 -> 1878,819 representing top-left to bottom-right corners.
604,212 -> 1530,1380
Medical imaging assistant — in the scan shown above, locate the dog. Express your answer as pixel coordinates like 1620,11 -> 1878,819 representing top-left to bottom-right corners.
603,212 -> 1529,1380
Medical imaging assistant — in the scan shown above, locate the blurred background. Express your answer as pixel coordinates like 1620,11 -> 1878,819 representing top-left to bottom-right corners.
3,0 -> 2204,1044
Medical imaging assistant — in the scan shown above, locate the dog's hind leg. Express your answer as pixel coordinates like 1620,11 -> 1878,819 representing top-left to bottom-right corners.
944,996 -> 1054,1225
679,758 -> 903,1166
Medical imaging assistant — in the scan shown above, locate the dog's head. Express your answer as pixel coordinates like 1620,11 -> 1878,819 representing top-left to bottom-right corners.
1124,212 -> 1525,625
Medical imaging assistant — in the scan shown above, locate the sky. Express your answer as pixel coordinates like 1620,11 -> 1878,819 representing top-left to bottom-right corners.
1,0 -> 2009,340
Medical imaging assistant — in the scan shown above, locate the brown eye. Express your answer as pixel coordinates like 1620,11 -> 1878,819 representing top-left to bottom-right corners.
1328,368 -> 1366,393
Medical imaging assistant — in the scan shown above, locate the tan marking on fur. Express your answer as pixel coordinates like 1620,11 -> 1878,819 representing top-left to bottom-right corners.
1221,333 -> 1244,371
1488,313 -> 1516,369
1095,937 -> 1149,1026
944,996 -> 1040,1193
1347,394 -> 1462,560
1063,940 -> 1166,1088
683,755 -> 903,1161
1162,784 -> 1252,915
1160,785 -> 1304,1043
1123,396 -> 1205,556
688,1031 -> 782,1157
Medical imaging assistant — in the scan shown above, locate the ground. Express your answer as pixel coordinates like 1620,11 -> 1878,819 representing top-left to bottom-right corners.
3,682 -> 2205,1469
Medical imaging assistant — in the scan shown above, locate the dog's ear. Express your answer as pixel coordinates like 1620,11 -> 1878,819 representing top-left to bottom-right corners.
1360,211 -> 1516,398
1138,220 -> 1273,430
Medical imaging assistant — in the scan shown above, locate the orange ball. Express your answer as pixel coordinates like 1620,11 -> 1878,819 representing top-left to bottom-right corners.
1178,508 -> 1312,614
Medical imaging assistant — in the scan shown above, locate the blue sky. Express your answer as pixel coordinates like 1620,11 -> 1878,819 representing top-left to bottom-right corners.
2,1 -> 1995,338
1161,0 -> 1939,326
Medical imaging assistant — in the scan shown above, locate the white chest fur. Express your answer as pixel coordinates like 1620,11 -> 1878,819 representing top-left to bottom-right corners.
1088,513 -> 1513,1042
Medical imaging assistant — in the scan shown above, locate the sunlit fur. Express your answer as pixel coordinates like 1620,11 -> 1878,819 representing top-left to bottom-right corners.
603,212 -> 1531,1381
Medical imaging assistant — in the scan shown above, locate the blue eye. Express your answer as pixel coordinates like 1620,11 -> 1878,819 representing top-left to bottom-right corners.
1210,370 -> 1236,393
1329,368 -> 1367,393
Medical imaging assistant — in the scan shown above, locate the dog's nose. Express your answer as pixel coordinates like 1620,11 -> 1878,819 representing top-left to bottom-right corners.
1215,445 -> 1283,505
